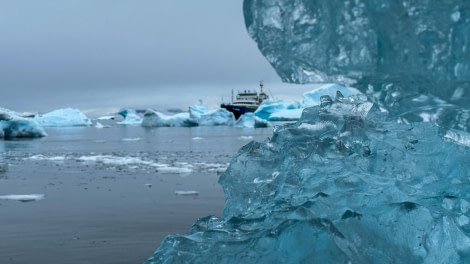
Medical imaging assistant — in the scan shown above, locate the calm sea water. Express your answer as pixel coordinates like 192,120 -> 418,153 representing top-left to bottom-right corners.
0,125 -> 274,264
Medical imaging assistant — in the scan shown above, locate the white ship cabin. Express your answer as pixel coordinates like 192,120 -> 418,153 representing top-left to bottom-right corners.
231,82 -> 269,106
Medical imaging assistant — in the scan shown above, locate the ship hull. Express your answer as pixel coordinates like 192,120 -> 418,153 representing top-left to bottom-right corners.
220,104 -> 257,120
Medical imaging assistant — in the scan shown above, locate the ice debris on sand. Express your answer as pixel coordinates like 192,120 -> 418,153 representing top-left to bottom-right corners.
33,108 -> 91,127
0,107 -> 47,138
145,92 -> 470,264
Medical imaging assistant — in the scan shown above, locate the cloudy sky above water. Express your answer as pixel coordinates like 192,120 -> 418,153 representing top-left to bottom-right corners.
0,1 -> 316,116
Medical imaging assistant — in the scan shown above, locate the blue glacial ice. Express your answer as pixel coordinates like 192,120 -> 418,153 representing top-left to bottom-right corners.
190,101 -> 236,126
254,83 -> 359,121
146,92 -> 470,264
142,103 -> 235,127
117,109 -> 143,125
243,0 -> 470,130
145,1 -> 470,263
0,107 -> 47,138
33,108 -> 92,127
236,112 -> 269,128
141,109 -> 198,127
198,108 -> 235,126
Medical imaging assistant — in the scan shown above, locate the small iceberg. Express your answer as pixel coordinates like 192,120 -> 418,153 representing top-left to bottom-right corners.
198,108 -> 235,126
236,112 -> 269,128
141,109 -> 198,127
0,107 -> 47,138
33,108 -> 92,127
117,109 -> 142,125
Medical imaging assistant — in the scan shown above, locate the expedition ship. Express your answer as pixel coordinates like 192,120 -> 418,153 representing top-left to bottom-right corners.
220,82 -> 269,119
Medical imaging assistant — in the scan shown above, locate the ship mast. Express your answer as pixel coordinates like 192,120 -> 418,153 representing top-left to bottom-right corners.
259,81 -> 264,94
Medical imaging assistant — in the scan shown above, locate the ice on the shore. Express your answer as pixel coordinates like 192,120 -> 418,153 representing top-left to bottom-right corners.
33,108 -> 91,127
0,194 -> 45,202
0,107 -> 47,138
117,109 -> 142,125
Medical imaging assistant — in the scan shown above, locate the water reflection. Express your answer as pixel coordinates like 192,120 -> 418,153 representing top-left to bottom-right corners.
0,141 -> 7,175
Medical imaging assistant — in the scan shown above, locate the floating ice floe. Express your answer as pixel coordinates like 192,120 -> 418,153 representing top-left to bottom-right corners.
0,194 -> 45,202
174,190 -> 199,196
122,137 -> 141,142
33,108 -> 92,127
0,107 -> 47,138
26,153 -> 227,174
94,122 -> 110,129
28,154 -> 66,162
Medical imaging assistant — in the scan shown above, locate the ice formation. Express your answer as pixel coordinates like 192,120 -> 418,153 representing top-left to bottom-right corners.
0,107 -> 47,138
236,112 -> 269,128
190,101 -> 236,126
146,92 -> 470,264
188,100 -> 209,120
141,109 -> 198,127
141,103 -> 234,127
117,109 -> 142,125
243,0 -> 470,130
254,83 -> 359,121
198,108 -> 235,126
145,1 -> 470,263
33,108 -> 91,127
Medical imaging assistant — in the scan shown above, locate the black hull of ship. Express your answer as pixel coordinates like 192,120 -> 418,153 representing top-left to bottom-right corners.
220,104 -> 257,120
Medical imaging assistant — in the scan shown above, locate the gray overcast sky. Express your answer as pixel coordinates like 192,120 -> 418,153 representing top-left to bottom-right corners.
0,1 -> 312,116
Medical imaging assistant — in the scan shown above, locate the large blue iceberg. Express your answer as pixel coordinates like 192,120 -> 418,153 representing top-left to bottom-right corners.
145,1 -> 470,263
146,92 -> 470,263
244,0 -> 470,130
